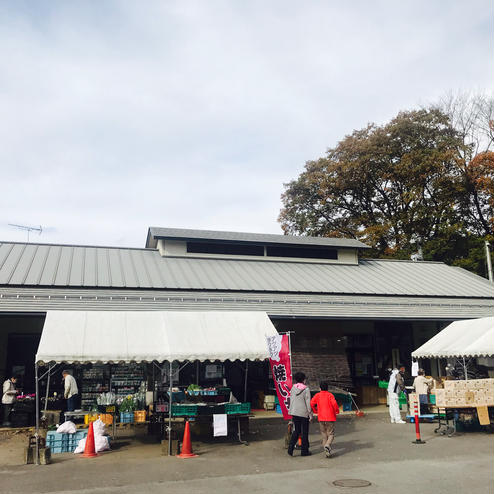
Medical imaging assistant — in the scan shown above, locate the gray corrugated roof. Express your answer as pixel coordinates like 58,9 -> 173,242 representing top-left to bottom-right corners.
0,241 -> 492,298
147,227 -> 370,249
0,287 -> 492,320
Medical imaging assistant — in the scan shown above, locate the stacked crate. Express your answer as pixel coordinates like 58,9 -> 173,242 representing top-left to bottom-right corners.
434,378 -> 494,407
46,430 -> 88,454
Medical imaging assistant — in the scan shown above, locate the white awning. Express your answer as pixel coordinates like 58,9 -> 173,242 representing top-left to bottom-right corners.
36,310 -> 279,364
412,317 -> 494,359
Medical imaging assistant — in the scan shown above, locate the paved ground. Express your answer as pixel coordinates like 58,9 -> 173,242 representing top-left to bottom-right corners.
0,412 -> 493,494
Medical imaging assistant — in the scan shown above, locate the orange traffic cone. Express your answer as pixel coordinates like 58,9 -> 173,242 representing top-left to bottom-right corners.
177,420 -> 197,458
82,421 -> 98,458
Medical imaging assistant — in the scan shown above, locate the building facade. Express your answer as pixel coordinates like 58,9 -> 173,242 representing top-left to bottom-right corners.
1,227 -> 493,400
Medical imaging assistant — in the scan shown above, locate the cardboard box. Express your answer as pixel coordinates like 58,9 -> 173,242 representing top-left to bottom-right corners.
477,406 -> 490,425
435,389 -> 445,406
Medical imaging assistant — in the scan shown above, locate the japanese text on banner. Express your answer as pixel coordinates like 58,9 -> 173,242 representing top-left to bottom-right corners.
266,334 -> 292,420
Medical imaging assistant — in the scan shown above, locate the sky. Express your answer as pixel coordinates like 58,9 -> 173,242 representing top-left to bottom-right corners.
1,0 -> 492,248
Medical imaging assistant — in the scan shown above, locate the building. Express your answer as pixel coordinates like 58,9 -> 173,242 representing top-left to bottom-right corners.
1,227 -> 493,402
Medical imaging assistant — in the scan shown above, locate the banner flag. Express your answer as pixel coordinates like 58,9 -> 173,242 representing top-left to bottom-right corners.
266,334 -> 292,420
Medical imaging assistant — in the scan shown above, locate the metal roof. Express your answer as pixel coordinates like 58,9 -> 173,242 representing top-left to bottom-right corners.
146,227 -> 370,249
0,287 -> 492,320
0,241 -> 492,299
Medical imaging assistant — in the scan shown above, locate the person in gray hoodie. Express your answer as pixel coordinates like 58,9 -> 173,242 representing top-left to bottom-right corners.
287,372 -> 313,456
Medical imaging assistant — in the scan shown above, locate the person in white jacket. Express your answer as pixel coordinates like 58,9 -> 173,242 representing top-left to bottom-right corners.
387,367 -> 406,424
2,375 -> 19,426
62,370 -> 79,413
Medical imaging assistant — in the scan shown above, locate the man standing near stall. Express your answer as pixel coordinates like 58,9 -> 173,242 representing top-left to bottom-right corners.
2,375 -> 19,427
387,365 -> 406,424
62,370 -> 79,412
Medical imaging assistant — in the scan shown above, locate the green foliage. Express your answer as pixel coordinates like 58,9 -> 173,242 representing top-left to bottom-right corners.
118,395 -> 137,412
279,108 -> 493,275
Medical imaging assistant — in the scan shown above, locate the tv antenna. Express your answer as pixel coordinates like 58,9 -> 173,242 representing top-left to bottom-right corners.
8,224 -> 43,242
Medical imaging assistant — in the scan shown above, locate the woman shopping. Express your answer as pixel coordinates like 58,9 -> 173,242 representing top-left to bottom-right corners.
287,372 -> 313,457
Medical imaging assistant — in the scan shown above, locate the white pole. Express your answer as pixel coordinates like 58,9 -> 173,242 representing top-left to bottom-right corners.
287,332 -> 293,376
485,241 -> 493,282
35,363 -> 39,465
462,357 -> 468,381
243,361 -> 249,402
168,361 -> 173,456
44,366 -> 52,412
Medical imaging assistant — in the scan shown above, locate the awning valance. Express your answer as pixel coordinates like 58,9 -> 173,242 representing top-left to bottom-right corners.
412,317 -> 494,359
35,310 -> 279,364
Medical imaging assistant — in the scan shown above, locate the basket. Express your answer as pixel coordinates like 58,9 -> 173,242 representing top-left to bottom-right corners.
120,412 -> 134,423
224,403 -> 251,415
46,431 -> 70,454
84,413 -> 98,425
171,404 -> 198,417
134,410 -> 146,423
99,413 -> 114,425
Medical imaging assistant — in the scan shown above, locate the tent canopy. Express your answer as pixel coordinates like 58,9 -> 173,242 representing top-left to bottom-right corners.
412,317 -> 494,359
36,310 -> 279,364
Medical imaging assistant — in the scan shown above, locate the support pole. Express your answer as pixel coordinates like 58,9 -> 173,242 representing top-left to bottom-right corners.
35,363 -> 40,465
287,332 -> 293,376
168,361 -> 173,456
462,357 -> 468,381
243,361 -> 249,403
44,365 -> 53,412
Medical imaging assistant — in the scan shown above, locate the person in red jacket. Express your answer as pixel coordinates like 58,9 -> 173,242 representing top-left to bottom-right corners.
310,381 -> 340,457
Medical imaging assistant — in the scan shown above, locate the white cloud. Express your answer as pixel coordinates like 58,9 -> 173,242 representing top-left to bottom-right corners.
0,0 -> 492,247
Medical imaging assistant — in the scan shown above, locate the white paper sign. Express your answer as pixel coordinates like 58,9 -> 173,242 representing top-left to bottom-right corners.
411,360 -> 419,377
213,414 -> 228,437
266,334 -> 282,362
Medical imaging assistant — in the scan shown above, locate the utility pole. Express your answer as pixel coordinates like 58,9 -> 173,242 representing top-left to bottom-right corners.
485,241 -> 493,283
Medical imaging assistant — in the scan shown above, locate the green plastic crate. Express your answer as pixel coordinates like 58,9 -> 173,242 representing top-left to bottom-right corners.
224,403 -> 251,415
378,380 -> 389,389
171,404 -> 198,417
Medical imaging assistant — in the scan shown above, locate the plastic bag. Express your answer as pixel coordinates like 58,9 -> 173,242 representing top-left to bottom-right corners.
92,418 -> 106,436
56,421 -> 77,434
73,435 -> 110,454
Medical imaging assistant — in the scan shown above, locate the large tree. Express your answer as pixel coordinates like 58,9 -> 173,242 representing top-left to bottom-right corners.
279,106 -> 493,273
435,92 -> 494,237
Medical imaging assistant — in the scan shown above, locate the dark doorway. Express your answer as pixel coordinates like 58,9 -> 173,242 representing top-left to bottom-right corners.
6,333 -> 41,394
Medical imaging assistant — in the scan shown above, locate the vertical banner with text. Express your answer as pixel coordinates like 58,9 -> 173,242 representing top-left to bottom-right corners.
266,334 -> 292,420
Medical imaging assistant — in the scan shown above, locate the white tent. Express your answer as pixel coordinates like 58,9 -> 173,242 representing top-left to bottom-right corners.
36,310 -> 278,364
412,317 -> 494,359
34,310 -> 279,462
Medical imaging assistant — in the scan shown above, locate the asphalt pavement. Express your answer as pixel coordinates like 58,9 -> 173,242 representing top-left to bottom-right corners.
0,413 -> 492,494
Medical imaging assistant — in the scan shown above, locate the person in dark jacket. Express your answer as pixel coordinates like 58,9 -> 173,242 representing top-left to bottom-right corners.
287,372 -> 313,457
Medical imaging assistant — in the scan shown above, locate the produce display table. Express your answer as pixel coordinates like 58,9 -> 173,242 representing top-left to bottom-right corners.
154,402 -> 252,445
64,409 -> 117,439
433,406 -> 493,436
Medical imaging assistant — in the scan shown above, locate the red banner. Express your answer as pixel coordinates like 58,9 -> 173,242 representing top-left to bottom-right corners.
266,334 -> 292,420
